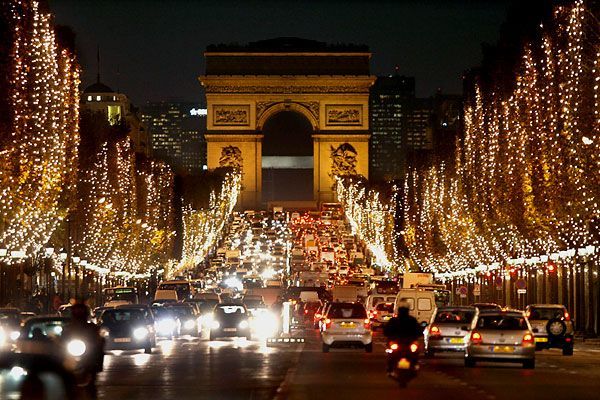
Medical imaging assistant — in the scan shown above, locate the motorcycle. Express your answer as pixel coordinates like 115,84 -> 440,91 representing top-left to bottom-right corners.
386,340 -> 420,388
62,334 -> 104,398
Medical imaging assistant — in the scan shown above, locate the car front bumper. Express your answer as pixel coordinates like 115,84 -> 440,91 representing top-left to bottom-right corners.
322,331 -> 372,346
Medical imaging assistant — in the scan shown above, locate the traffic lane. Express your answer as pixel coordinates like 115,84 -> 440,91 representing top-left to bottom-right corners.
97,337 -> 298,400
284,329 -> 600,400
428,348 -> 600,400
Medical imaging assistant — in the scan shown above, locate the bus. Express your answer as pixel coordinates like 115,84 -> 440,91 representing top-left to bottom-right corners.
103,287 -> 139,307
157,280 -> 193,301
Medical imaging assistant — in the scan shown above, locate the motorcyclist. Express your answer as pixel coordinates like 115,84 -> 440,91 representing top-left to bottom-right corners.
61,303 -> 105,397
383,301 -> 423,373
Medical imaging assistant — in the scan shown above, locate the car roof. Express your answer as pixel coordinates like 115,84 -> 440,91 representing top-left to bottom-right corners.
527,304 -> 565,308
436,306 -> 477,311
478,310 -> 524,317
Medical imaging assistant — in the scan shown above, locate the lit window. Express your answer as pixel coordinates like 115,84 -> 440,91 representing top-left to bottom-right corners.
96,96 -> 101,101
87,95 -> 92,101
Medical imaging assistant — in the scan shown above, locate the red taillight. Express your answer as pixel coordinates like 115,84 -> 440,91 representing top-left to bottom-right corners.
390,343 -> 399,350
566,337 -> 572,342
304,309 -> 309,314
364,319 -> 371,329
410,343 -> 419,353
471,331 -> 482,344
429,325 -> 441,336
564,312 -> 570,321
523,333 -> 534,345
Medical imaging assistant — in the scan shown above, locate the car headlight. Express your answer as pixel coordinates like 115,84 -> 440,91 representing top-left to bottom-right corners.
99,327 -> 110,338
210,320 -> 220,330
133,327 -> 149,340
239,320 -> 249,329
158,318 -> 176,333
9,330 -> 20,341
184,320 -> 196,330
67,339 -> 86,357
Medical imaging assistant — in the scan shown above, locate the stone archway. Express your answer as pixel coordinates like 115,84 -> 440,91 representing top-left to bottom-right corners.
200,38 -> 375,208
261,110 -> 314,202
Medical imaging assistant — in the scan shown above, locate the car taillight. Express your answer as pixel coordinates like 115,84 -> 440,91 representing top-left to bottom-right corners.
470,331 -> 482,344
410,343 -> 419,353
429,325 -> 441,336
523,333 -> 534,345
364,319 -> 371,329
304,309 -> 309,314
325,318 -> 332,329
564,312 -> 570,321
390,343 -> 399,350
315,313 -> 321,319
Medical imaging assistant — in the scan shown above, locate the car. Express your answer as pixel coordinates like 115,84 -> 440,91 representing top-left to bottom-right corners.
99,307 -> 156,353
424,306 -> 478,357
165,303 -> 200,337
464,310 -> 535,369
207,303 -> 252,341
92,306 -> 113,324
16,316 -> 71,354
370,302 -> 395,329
242,295 -> 266,315
299,301 -> 322,324
0,308 -> 23,348
152,307 -> 181,339
525,304 -> 574,355
321,302 -> 372,353
472,303 -> 502,312
394,289 -> 436,326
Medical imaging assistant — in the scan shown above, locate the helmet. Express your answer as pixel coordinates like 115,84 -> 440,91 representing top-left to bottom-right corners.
70,303 -> 90,322
396,300 -> 410,316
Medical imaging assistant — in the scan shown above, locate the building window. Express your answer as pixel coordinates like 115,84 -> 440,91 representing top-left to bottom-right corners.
87,95 -> 92,101
96,95 -> 101,101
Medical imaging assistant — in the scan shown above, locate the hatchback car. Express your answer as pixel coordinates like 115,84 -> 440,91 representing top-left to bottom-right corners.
370,302 -> 394,329
100,307 -> 156,353
465,310 -> 535,368
424,306 -> 477,356
525,304 -> 574,355
165,303 -> 200,337
321,302 -> 372,353
208,304 -> 251,341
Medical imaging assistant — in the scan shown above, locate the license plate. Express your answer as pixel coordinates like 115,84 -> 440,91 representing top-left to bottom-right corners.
449,338 -> 463,344
383,316 -> 390,321
397,359 -> 411,369
341,323 -> 356,328
535,337 -> 548,343
493,346 -> 514,353
223,328 -> 236,332
114,338 -> 131,343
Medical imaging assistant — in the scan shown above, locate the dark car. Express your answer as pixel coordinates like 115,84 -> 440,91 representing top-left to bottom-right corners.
0,308 -> 22,347
99,308 -> 155,353
164,303 -> 200,337
208,303 -> 251,341
152,307 -> 181,339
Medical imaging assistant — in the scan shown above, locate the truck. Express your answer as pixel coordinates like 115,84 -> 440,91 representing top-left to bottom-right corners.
402,272 -> 434,289
332,285 -> 359,302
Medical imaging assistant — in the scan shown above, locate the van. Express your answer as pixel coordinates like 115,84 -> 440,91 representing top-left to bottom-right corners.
154,289 -> 178,302
365,294 -> 397,315
394,289 -> 436,325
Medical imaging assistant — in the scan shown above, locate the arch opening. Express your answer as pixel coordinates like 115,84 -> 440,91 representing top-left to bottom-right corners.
261,110 -> 313,203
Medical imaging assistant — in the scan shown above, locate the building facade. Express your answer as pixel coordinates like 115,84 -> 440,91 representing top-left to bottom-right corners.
200,37 -> 375,208
81,81 -> 149,156
141,102 -> 207,174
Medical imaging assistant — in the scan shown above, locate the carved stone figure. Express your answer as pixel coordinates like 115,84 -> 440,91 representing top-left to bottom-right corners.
219,146 -> 243,170
330,143 -> 358,176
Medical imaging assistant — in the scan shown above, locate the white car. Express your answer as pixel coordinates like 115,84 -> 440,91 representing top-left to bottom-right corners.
321,302 -> 372,353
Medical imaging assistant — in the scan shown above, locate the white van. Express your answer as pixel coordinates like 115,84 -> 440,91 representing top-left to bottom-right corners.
394,289 -> 436,325
365,294 -> 397,315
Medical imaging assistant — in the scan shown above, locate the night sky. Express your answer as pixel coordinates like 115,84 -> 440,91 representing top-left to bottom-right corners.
50,0 -> 512,105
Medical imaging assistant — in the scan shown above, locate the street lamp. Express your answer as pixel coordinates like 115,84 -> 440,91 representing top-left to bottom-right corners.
44,246 -> 54,257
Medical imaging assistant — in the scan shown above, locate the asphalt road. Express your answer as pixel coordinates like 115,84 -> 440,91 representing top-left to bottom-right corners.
96,329 -> 600,400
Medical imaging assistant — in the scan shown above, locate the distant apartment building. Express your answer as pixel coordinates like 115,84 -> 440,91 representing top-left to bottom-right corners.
81,80 -> 149,156
369,75 -> 435,181
141,102 -> 207,174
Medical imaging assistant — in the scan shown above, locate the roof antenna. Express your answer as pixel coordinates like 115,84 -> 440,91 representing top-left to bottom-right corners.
96,45 -> 101,84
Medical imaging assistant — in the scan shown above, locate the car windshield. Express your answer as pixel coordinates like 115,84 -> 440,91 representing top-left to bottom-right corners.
197,300 -> 218,313
434,309 -> 475,323
216,305 -> 246,315
153,308 -> 176,318
328,304 -> 367,319
477,315 -> 528,330
528,307 -> 565,320
102,309 -> 145,323
25,320 -> 67,339
166,306 -> 193,317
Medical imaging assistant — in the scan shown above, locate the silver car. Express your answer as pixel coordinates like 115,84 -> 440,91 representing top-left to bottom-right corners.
321,302 -> 372,353
424,306 -> 478,356
465,310 -> 536,369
